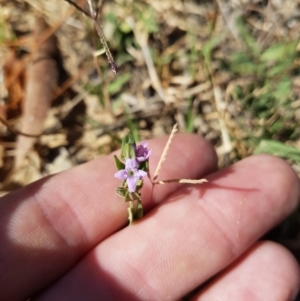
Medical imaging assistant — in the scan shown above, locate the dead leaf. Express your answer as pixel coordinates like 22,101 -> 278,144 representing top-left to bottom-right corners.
44,147 -> 74,174
3,48 -> 26,115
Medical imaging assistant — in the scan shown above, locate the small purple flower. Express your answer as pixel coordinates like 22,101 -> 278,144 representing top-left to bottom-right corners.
135,143 -> 151,162
115,158 -> 147,192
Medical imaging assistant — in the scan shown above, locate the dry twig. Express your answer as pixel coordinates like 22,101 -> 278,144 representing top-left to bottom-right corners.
63,0 -> 117,74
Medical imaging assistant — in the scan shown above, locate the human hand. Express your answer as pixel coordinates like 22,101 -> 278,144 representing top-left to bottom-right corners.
1,134 -> 299,300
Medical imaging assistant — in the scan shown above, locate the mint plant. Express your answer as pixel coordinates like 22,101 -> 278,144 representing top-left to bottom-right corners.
114,124 -> 207,225
114,135 -> 151,225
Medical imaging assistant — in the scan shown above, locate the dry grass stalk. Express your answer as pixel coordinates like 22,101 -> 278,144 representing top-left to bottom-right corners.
155,179 -> 208,185
0,116 -> 40,138
152,123 -> 178,182
152,123 -> 207,185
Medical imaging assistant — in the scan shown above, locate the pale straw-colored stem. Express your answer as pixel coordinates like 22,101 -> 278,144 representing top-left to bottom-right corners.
152,123 -> 178,182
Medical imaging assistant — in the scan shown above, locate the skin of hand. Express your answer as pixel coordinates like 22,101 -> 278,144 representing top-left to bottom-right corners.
0,134 -> 299,301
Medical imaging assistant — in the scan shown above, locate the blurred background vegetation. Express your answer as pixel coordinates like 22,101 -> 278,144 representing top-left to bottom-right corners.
0,0 -> 300,291
1,0 -> 300,175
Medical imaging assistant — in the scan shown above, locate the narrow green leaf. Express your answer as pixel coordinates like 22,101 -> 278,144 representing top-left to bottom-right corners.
121,134 -> 136,161
114,155 -> 125,170
254,140 -> 300,163
261,41 -> 297,62
273,78 -> 292,100
108,73 -> 131,95
116,186 -> 127,197
135,201 -> 143,219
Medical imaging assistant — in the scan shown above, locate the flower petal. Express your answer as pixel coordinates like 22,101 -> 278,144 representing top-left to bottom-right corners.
125,158 -> 138,170
136,143 -> 151,162
126,177 -> 137,192
136,170 -> 147,178
114,169 -> 127,180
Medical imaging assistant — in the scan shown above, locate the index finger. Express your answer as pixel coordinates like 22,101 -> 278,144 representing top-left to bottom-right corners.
0,134 -> 217,301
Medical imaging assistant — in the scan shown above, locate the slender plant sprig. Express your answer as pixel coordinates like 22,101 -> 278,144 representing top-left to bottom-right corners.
63,0 -> 117,74
152,124 -> 208,185
114,124 -> 208,225
114,135 -> 151,225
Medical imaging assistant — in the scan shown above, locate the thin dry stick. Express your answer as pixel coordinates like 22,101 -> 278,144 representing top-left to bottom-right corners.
152,123 -> 178,182
87,0 -> 97,18
93,21 -> 117,74
63,0 -> 117,74
0,117 -> 40,138
152,123 -> 207,185
64,0 -> 92,18
214,85 -> 232,156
